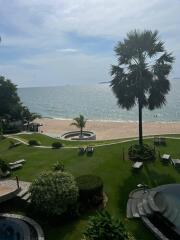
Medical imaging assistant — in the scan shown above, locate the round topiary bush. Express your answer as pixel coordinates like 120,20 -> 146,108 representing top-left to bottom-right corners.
52,142 -> 63,149
128,144 -> 155,162
28,139 -> 40,146
76,175 -> 103,205
29,171 -> 79,216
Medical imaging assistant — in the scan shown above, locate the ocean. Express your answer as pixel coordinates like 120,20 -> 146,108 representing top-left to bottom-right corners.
18,80 -> 180,122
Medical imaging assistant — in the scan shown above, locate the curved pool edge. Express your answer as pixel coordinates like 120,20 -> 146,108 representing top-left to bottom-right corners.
0,213 -> 45,240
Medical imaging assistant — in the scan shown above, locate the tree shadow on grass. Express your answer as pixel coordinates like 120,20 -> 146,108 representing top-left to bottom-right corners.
144,164 -> 176,187
118,171 -> 149,216
118,164 -> 176,216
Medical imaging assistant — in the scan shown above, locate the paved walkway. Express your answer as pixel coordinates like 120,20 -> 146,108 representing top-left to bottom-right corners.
6,133 -> 180,149
0,179 -> 31,203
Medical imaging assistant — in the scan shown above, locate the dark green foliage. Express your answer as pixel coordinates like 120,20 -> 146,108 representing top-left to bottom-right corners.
29,171 -> 79,216
0,134 -> 5,141
28,139 -> 40,146
76,175 -> 103,204
84,211 -> 135,240
128,144 -> 155,161
0,159 -> 9,172
53,161 -> 64,172
0,76 -> 40,131
22,106 -> 41,122
52,141 -> 63,149
0,76 -> 21,120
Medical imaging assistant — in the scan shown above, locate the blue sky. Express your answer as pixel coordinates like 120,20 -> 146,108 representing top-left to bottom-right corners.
0,0 -> 180,87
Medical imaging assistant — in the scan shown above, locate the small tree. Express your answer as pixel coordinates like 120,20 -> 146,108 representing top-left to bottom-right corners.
0,76 -> 40,132
53,161 -> 64,172
84,211 -> 135,240
71,115 -> 87,137
29,171 -> 78,216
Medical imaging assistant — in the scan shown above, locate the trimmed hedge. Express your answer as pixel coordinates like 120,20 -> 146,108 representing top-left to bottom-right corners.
76,175 -> 103,204
52,142 -> 63,149
0,159 -> 9,172
128,144 -> 155,162
28,139 -> 40,146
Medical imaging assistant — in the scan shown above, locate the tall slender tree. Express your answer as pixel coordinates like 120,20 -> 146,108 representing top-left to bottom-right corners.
111,30 -> 174,146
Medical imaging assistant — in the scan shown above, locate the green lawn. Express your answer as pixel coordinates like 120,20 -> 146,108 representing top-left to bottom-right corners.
1,135 -> 180,240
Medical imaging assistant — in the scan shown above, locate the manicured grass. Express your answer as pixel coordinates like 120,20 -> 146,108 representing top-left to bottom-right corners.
1,136 -> 180,240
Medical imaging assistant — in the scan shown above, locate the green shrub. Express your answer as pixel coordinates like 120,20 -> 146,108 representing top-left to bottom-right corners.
0,135 -> 5,141
0,159 -> 9,172
53,161 -> 64,172
128,144 -> 155,161
76,175 -> 103,205
29,171 -> 78,216
52,141 -> 63,149
28,139 -> 40,146
84,211 -> 135,240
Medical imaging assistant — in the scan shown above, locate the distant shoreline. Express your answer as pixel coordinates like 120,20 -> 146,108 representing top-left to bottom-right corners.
35,118 -> 180,140
40,116 -> 180,124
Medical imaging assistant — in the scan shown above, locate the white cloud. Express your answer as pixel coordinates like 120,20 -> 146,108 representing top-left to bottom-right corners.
0,0 -> 179,86
57,48 -> 79,53
1,0 -> 179,39
0,50 -> 114,87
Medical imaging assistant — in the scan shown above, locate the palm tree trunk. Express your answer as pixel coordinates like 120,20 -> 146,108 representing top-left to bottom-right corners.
80,127 -> 83,136
138,100 -> 143,146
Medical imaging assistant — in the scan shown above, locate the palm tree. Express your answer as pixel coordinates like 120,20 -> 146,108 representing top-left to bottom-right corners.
111,30 -> 174,146
71,115 -> 87,137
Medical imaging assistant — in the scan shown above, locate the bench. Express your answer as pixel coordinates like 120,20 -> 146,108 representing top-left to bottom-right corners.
171,159 -> 180,168
161,154 -> 171,163
9,164 -> 23,170
9,159 -> 26,166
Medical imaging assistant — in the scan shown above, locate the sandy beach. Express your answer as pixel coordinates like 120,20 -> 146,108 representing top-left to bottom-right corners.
36,118 -> 180,140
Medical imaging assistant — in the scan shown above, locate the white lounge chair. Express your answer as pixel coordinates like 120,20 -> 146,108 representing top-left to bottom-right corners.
171,159 -> 180,168
133,162 -> 143,169
86,146 -> 94,153
9,164 -> 23,170
161,154 -> 171,163
9,159 -> 26,166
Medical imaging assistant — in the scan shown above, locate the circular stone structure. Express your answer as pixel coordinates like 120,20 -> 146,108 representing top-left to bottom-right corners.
127,184 -> 180,240
0,213 -> 44,240
61,130 -> 96,140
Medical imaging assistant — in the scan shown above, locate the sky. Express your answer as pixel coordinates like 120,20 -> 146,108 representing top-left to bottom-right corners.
0,0 -> 180,87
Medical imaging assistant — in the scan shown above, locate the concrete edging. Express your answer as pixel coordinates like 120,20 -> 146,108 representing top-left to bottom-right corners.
141,216 -> 169,240
0,213 -> 45,240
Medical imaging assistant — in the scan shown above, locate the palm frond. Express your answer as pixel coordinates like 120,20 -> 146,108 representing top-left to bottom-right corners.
111,29 -> 174,111
70,115 -> 86,129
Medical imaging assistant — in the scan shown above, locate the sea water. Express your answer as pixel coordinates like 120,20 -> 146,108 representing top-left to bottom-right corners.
18,80 -> 180,122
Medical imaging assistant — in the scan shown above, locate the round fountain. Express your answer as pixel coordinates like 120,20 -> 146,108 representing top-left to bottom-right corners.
61,130 -> 96,140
